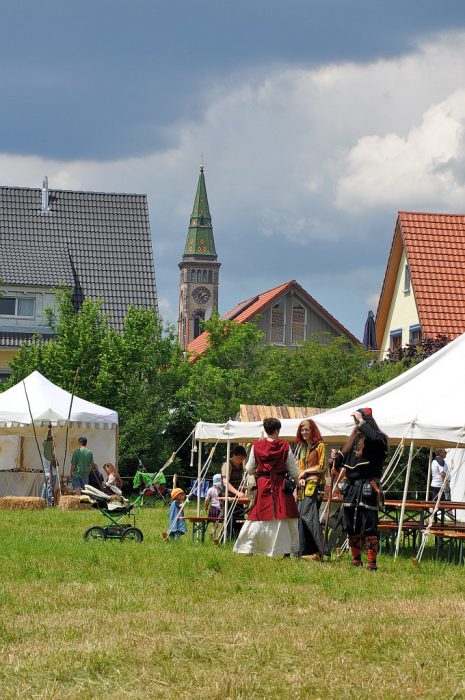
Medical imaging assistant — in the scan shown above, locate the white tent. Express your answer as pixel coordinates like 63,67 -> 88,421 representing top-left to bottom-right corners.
194,332 -> 465,542
0,371 -> 118,496
195,331 -> 465,447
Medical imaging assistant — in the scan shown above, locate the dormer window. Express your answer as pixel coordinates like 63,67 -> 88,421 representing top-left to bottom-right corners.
0,296 -> 35,318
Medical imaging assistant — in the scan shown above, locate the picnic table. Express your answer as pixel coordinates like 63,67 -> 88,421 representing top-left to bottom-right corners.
180,516 -> 223,543
379,499 -> 465,558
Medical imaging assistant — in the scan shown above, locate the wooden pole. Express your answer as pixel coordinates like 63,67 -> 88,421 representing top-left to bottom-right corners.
223,440 -> 231,544
395,439 -> 415,560
196,442 -> 202,518
425,447 -> 433,501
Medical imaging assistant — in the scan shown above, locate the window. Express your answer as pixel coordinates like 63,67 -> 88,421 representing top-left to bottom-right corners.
390,329 -> 402,352
197,269 -> 202,283
0,296 -> 35,317
193,309 -> 205,339
0,297 -> 16,315
190,269 -> 196,283
18,298 -> 34,316
271,302 -> 285,344
404,264 -> 410,293
208,270 -> 213,283
409,324 -> 422,346
0,371 -> 11,384
291,304 -> 306,343
202,269 -> 208,283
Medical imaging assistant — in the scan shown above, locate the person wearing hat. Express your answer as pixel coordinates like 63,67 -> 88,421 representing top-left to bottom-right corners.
331,408 -> 388,571
205,474 -> 223,538
168,488 -> 187,539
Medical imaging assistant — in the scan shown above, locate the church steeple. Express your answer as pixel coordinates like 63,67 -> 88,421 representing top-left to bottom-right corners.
178,164 -> 221,351
183,164 -> 217,258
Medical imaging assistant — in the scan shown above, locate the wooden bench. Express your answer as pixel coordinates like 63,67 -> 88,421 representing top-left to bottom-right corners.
378,520 -> 422,553
180,516 -> 223,543
421,528 -> 465,563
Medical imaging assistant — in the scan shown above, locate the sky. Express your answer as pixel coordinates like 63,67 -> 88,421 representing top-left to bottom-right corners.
2,1 -> 465,339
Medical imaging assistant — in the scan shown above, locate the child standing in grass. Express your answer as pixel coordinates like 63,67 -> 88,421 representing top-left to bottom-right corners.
169,488 -> 187,539
205,474 -> 223,538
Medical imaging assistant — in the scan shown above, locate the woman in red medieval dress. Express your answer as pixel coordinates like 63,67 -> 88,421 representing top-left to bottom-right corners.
233,417 -> 299,557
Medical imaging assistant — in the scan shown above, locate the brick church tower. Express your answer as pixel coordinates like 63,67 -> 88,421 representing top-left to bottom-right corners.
177,165 -> 220,350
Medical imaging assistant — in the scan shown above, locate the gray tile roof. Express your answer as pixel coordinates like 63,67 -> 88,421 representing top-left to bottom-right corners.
0,186 -> 158,333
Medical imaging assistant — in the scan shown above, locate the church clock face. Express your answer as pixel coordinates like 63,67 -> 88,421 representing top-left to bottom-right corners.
192,286 -> 211,304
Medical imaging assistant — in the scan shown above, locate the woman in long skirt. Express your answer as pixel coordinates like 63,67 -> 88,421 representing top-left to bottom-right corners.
296,419 -> 326,560
234,417 -> 299,557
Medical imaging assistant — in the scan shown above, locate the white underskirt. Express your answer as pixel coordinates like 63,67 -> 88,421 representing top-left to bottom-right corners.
233,519 -> 299,557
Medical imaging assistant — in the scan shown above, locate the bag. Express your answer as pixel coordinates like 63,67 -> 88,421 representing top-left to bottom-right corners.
282,478 -> 296,494
304,481 -> 316,497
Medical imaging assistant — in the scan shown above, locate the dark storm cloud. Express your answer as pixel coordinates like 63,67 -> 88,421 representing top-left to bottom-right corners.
1,0 -> 465,160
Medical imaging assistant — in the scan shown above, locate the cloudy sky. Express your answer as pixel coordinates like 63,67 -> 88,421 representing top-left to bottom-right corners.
2,1 -> 465,338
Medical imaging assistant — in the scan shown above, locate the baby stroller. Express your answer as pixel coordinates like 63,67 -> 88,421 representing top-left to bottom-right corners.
80,485 -> 144,543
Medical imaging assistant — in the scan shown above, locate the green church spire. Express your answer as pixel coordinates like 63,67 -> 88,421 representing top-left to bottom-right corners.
183,164 -> 217,258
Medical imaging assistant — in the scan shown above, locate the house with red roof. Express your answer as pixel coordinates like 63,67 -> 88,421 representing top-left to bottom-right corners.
187,279 -> 359,359
375,211 -> 465,358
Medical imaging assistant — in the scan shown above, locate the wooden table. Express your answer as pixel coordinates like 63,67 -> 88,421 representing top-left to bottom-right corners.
380,500 -> 465,557
180,516 -> 223,543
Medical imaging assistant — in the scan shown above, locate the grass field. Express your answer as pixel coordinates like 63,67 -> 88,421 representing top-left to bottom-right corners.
1,504 -> 465,700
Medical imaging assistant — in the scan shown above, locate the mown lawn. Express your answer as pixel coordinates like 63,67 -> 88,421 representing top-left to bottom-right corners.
0,505 -> 465,699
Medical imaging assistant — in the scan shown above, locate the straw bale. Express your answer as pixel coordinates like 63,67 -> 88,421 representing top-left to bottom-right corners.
0,497 -> 46,511
57,495 -> 91,511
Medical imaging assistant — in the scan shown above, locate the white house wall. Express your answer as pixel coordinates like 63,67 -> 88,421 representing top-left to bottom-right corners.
380,249 -> 420,358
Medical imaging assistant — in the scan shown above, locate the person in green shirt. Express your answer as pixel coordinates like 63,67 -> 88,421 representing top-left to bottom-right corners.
70,437 -> 94,494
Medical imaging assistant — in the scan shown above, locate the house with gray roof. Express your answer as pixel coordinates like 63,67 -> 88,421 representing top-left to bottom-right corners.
0,178 -> 158,381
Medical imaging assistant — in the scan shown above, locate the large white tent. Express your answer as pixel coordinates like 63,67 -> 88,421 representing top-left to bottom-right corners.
0,371 -> 118,496
195,331 -> 465,447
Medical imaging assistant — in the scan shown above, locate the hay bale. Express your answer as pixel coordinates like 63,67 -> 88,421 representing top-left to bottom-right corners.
0,496 -> 46,510
56,495 -> 91,511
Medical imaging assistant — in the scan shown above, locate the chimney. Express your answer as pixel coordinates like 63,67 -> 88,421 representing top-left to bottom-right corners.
41,176 -> 49,212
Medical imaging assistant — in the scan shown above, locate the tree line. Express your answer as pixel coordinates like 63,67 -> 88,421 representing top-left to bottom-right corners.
3,291 -> 440,484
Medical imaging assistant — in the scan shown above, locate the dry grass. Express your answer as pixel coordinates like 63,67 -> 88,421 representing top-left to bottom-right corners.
0,507 -> 464,699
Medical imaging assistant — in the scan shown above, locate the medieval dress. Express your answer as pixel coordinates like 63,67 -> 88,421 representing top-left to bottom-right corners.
297,440 -> 326,557
233,437 -> 299,557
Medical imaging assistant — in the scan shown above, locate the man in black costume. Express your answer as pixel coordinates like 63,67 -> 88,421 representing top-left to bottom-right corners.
332,408 -> 388,571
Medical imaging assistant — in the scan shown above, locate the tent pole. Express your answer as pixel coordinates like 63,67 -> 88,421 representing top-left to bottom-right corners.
197,442 -> 202,517
425,447 -> 433,501
115,426 -> 120,471
394,439 -> 415,560
223,440 -> 231,544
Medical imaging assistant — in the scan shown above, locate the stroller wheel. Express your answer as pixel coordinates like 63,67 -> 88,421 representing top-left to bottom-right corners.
121,527 -> 143,543
84,526 -> 106,541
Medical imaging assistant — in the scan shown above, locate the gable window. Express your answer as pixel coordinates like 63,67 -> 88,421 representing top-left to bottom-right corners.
0,297 -> 35,318
291,304 -> 306,343
270,302 -> 285,344
404,264 -> 410,293
390,329 -> 402,352
409,324 -> 422,346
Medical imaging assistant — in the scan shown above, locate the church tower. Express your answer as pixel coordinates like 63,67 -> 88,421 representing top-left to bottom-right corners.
178,165 -> 221,350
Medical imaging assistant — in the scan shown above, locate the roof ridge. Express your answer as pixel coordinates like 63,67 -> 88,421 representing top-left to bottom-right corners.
0,185 -> 147,197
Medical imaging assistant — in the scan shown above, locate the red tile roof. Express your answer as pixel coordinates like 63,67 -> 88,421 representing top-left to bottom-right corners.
399,211 -> 465,338
187,279 -> 359,359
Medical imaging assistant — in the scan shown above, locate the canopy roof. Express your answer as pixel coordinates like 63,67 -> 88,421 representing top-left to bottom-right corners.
195,332 -> 465,447
0,371 -> 118,429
